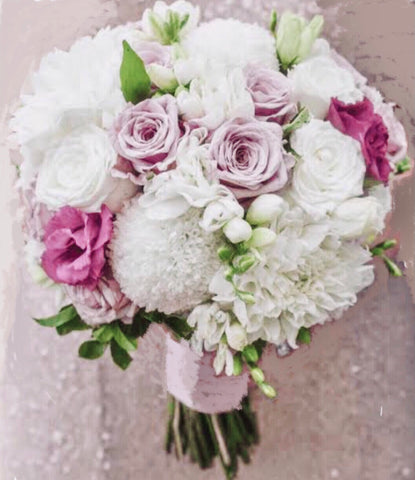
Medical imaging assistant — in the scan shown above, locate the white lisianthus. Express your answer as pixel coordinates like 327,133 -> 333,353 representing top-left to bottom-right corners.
289,55 -> 363,118
331,188 -> 391,241
176,68 -> 255,130
290,120 -> 366,217
142,1 -> 200,44
246,194 -> 286,225
223,218 -> 253,244
35,123 -> 120,213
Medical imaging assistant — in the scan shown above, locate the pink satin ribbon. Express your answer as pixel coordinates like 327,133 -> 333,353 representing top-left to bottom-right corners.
165,335 -> 249,414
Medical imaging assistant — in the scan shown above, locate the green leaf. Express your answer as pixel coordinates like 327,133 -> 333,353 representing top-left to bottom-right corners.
120,40 -> 151,104
396,156 -> 411,174
128,312 -> 152,338
164,316 -> 193,340
35,305 -> 78,328
270,10 -> 278,35
113,324 -> 138,352
56,316 -> 90,336
93,324 -> 115,343
297,327 -> 311,345
110,340 -> 133,370
282,107 -> 311,136
79,340 -> 107,360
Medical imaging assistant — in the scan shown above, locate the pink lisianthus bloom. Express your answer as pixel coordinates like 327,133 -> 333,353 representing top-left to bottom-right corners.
42,205 -> 113,290
245,64 -> 297,124
210,117 -> 293,200
327,97 -> 392,183
64,266 -> 136,327
110,94 -> 180,176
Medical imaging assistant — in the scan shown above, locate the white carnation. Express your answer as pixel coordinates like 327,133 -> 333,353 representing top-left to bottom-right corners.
181,19 -> 278,73
290,120 -> 366,218
289,54 -> 363,118
210,206 -> 374,348
111,198 -> 222,315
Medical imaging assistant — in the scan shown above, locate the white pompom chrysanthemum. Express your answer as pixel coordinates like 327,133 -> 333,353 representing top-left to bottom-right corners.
111,198 -> 223,315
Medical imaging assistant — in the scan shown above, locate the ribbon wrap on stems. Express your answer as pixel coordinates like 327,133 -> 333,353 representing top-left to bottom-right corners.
165,334 -> 249,414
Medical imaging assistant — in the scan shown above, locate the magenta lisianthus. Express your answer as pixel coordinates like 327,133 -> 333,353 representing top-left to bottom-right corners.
41,205 -> 113,290
327,97 -> 392,183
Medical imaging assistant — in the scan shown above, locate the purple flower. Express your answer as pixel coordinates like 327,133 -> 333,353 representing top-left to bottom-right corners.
327,97 -> 392,183
64,266 -> 136,326
110,95 -> 181,174
134,41 -> 171,67
42,205 -> 113,290
245,64 -> 297,124
210,117 -> 292,200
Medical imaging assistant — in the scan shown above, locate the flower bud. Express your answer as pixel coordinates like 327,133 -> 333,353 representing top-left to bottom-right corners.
260,383 -> 278,399
242,345 -> 259,364
223,218 -> 252,244
246,194 -> 285,225
247,228 -> 277,249
276,12 -> 324,68
236,290 -> 256,305
226,322 -> 248,351
146,64 -> 178,93
218,245 -> 235,262
233,354 -> 243,376
250,366 -> 265,384
233,253 -> 257,274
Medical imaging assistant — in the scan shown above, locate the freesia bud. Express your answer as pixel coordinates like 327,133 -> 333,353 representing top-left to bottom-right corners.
246,194 -> 285,225
247,228 -> 277,249
146,64 -> 178,93
250,366 -> 265,384
226,322 -> 248,351
223,218 -> 252,244
260,383 -> 278,399
276,12 -> 324,68
233,253 -> 257,274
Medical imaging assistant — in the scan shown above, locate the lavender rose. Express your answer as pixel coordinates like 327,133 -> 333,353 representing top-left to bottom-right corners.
245,64 -> 297,124
210,118 -> 292,200
110,94 -> 181,174
135,41 -> 171,66
64,267 -> 136,326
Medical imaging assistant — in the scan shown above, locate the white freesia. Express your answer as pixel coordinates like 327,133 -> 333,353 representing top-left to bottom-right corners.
200,196 -> 244,232
247,228 -> 277,249
246,194 -> 286,225
225,322 -> 248,351
35,122 -> 120,213
289,55 -> 363,118
290,120 -> 366,217
176,68 -> 255,130
331,188 -> 391,241
142,1 -> 200,44
146,64 -> 178,92
188,303 -> 230,352
181,18 -> 277,75
223,218 -> 253,244
24,239 -> 54,287
213,343 -> 235,376
210,205 -> 374,349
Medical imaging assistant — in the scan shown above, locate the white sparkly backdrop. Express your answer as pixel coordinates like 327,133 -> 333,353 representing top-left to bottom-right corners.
0,1 -> 414,479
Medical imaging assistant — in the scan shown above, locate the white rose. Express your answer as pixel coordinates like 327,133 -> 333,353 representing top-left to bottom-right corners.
331,194 -> 389,241
142,1 -> 200,44
176,68 -> 255,130
290,120 -> 366,217
36,124 -> 120,212
289,55 -> 363,119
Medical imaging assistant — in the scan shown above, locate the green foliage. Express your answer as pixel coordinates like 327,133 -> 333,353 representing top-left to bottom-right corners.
297,327 -> 311,345
120,40 -> 151,104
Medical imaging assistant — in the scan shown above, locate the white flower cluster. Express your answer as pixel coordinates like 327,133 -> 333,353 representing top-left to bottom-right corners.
11,1 -> 407,378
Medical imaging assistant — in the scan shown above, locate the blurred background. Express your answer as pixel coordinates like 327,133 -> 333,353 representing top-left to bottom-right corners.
0,0 -> 414,479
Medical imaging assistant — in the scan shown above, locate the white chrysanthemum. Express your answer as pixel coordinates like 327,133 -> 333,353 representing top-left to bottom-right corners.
111,198 -> 223,315
181,19 -> 278,73
210,205 -> 374,348
11,25 -> 141,146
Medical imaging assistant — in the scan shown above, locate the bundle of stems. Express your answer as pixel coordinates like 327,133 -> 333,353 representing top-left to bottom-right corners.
165,395 -> 259,479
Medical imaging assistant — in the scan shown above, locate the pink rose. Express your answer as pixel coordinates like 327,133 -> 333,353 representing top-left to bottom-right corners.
134,41 -> 171,66
245,64 -> 297,124
42,205 -> 113,290
210,117 -> 292,200
327,97 -> 392,183
110,95 -> 180,174
64,267 -> 136,326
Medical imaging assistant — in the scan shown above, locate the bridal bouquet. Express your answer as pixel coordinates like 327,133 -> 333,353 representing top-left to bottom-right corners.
11,1 -> 410,478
